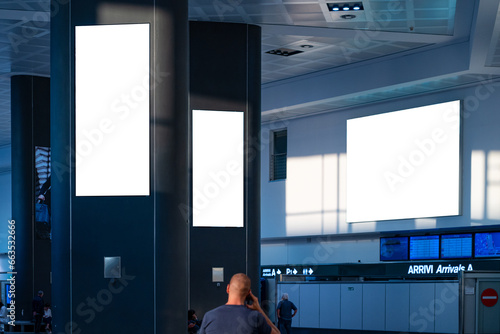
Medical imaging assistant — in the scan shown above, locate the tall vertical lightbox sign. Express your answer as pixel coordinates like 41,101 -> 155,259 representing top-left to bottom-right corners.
193,110 -> 244,227
75,24 -> 150,196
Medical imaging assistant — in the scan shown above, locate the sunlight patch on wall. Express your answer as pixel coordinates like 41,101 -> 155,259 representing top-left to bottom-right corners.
414,218 -> 437,229
322,212 -> 339,235
339,153 -> 347,218
286,213 -> 324,236
323,154 -> 338,212
287,155 -> 323,215
487,151 -> 500,220
349,221 -> 377,233
286,153 -> 347,236
470,150 -> 485,220
323,153 -> 342,233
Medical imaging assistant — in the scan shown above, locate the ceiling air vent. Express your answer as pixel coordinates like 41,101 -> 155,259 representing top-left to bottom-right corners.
266,48 -> 303,57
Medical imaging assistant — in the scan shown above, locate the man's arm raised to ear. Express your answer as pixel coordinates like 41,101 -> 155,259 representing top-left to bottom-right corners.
246,291 -> 280,334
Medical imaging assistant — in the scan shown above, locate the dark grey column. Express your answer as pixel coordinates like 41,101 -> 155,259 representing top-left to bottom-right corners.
50,1 -> 188,333
246,23 -> 263,298
49,1 -> 71,332
189,21 -> 262,315
11,75 -> 51,320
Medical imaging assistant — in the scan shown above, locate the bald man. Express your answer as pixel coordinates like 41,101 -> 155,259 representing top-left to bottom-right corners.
199,273 -> 279,334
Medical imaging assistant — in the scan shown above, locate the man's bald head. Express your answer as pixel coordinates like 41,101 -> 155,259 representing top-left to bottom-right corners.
228,273 -> 251,298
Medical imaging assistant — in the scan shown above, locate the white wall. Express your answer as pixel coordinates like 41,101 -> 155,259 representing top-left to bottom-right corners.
261,82 -> 500,265
262,236 -> 380,266
277,281 -> 459,333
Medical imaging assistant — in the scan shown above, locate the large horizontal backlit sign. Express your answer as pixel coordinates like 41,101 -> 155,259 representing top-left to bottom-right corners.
75,24 -> 150,196
347,100 -> 461,222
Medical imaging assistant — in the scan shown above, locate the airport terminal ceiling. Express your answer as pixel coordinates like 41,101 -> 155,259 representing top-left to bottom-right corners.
3,0 -> 500,145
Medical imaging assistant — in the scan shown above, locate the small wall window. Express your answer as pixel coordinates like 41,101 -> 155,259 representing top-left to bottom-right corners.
270,129 -> 287,181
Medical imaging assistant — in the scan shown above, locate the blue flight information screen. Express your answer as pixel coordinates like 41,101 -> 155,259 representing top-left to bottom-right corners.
441,234 -> 472,259
5,284 -> 11,304
475,232 -> 500,258
380,237 -> 408,261
410,235 -> 439,260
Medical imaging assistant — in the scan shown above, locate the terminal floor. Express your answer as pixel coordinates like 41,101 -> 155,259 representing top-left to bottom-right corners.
2,330 -> 450,334
293,329 -> 450,334
1,332 -> 450,334
3,324 -> 456,334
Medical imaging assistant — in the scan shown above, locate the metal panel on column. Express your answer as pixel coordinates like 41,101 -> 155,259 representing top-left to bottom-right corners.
50,1 -> 188,333
189,21 -> 261,315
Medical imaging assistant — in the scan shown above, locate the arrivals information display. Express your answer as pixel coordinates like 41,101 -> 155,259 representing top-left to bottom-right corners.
475,232 -> 500,258
409,235 -> 440,260
441,234 -> 472,259
380,237 -> 408,261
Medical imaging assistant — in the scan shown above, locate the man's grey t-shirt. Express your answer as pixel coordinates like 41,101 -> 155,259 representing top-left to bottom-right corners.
199,305 -> 272,334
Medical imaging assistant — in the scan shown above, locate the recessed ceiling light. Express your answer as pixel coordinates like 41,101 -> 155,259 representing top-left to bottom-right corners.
327,2 -> 364,12
300,44 -> 314,48
341,14 -> 356,19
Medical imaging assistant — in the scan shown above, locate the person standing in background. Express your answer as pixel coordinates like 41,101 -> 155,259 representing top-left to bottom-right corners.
0,302 -> 8,333
32,290 -> 44,333
188,309 -> 201,333
43,303 -> 53,333
276,293 -> 297,334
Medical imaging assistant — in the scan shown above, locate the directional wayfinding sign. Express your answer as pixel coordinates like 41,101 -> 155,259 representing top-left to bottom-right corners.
261,267 -> 314,278
481,288 -> 498,307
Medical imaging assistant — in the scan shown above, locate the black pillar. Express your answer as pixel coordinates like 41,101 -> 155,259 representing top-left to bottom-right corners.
11,75 -> 51,320
189,21 -> 262,315
50,1 -> 188,333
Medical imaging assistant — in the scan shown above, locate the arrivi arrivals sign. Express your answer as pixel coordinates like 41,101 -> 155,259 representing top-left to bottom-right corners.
407,263 -> 474,275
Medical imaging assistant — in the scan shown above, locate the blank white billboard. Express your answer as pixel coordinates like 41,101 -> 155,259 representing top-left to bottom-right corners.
346,100 -> 461,223
193,110 -> 244,227
75,24 -> 150,196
